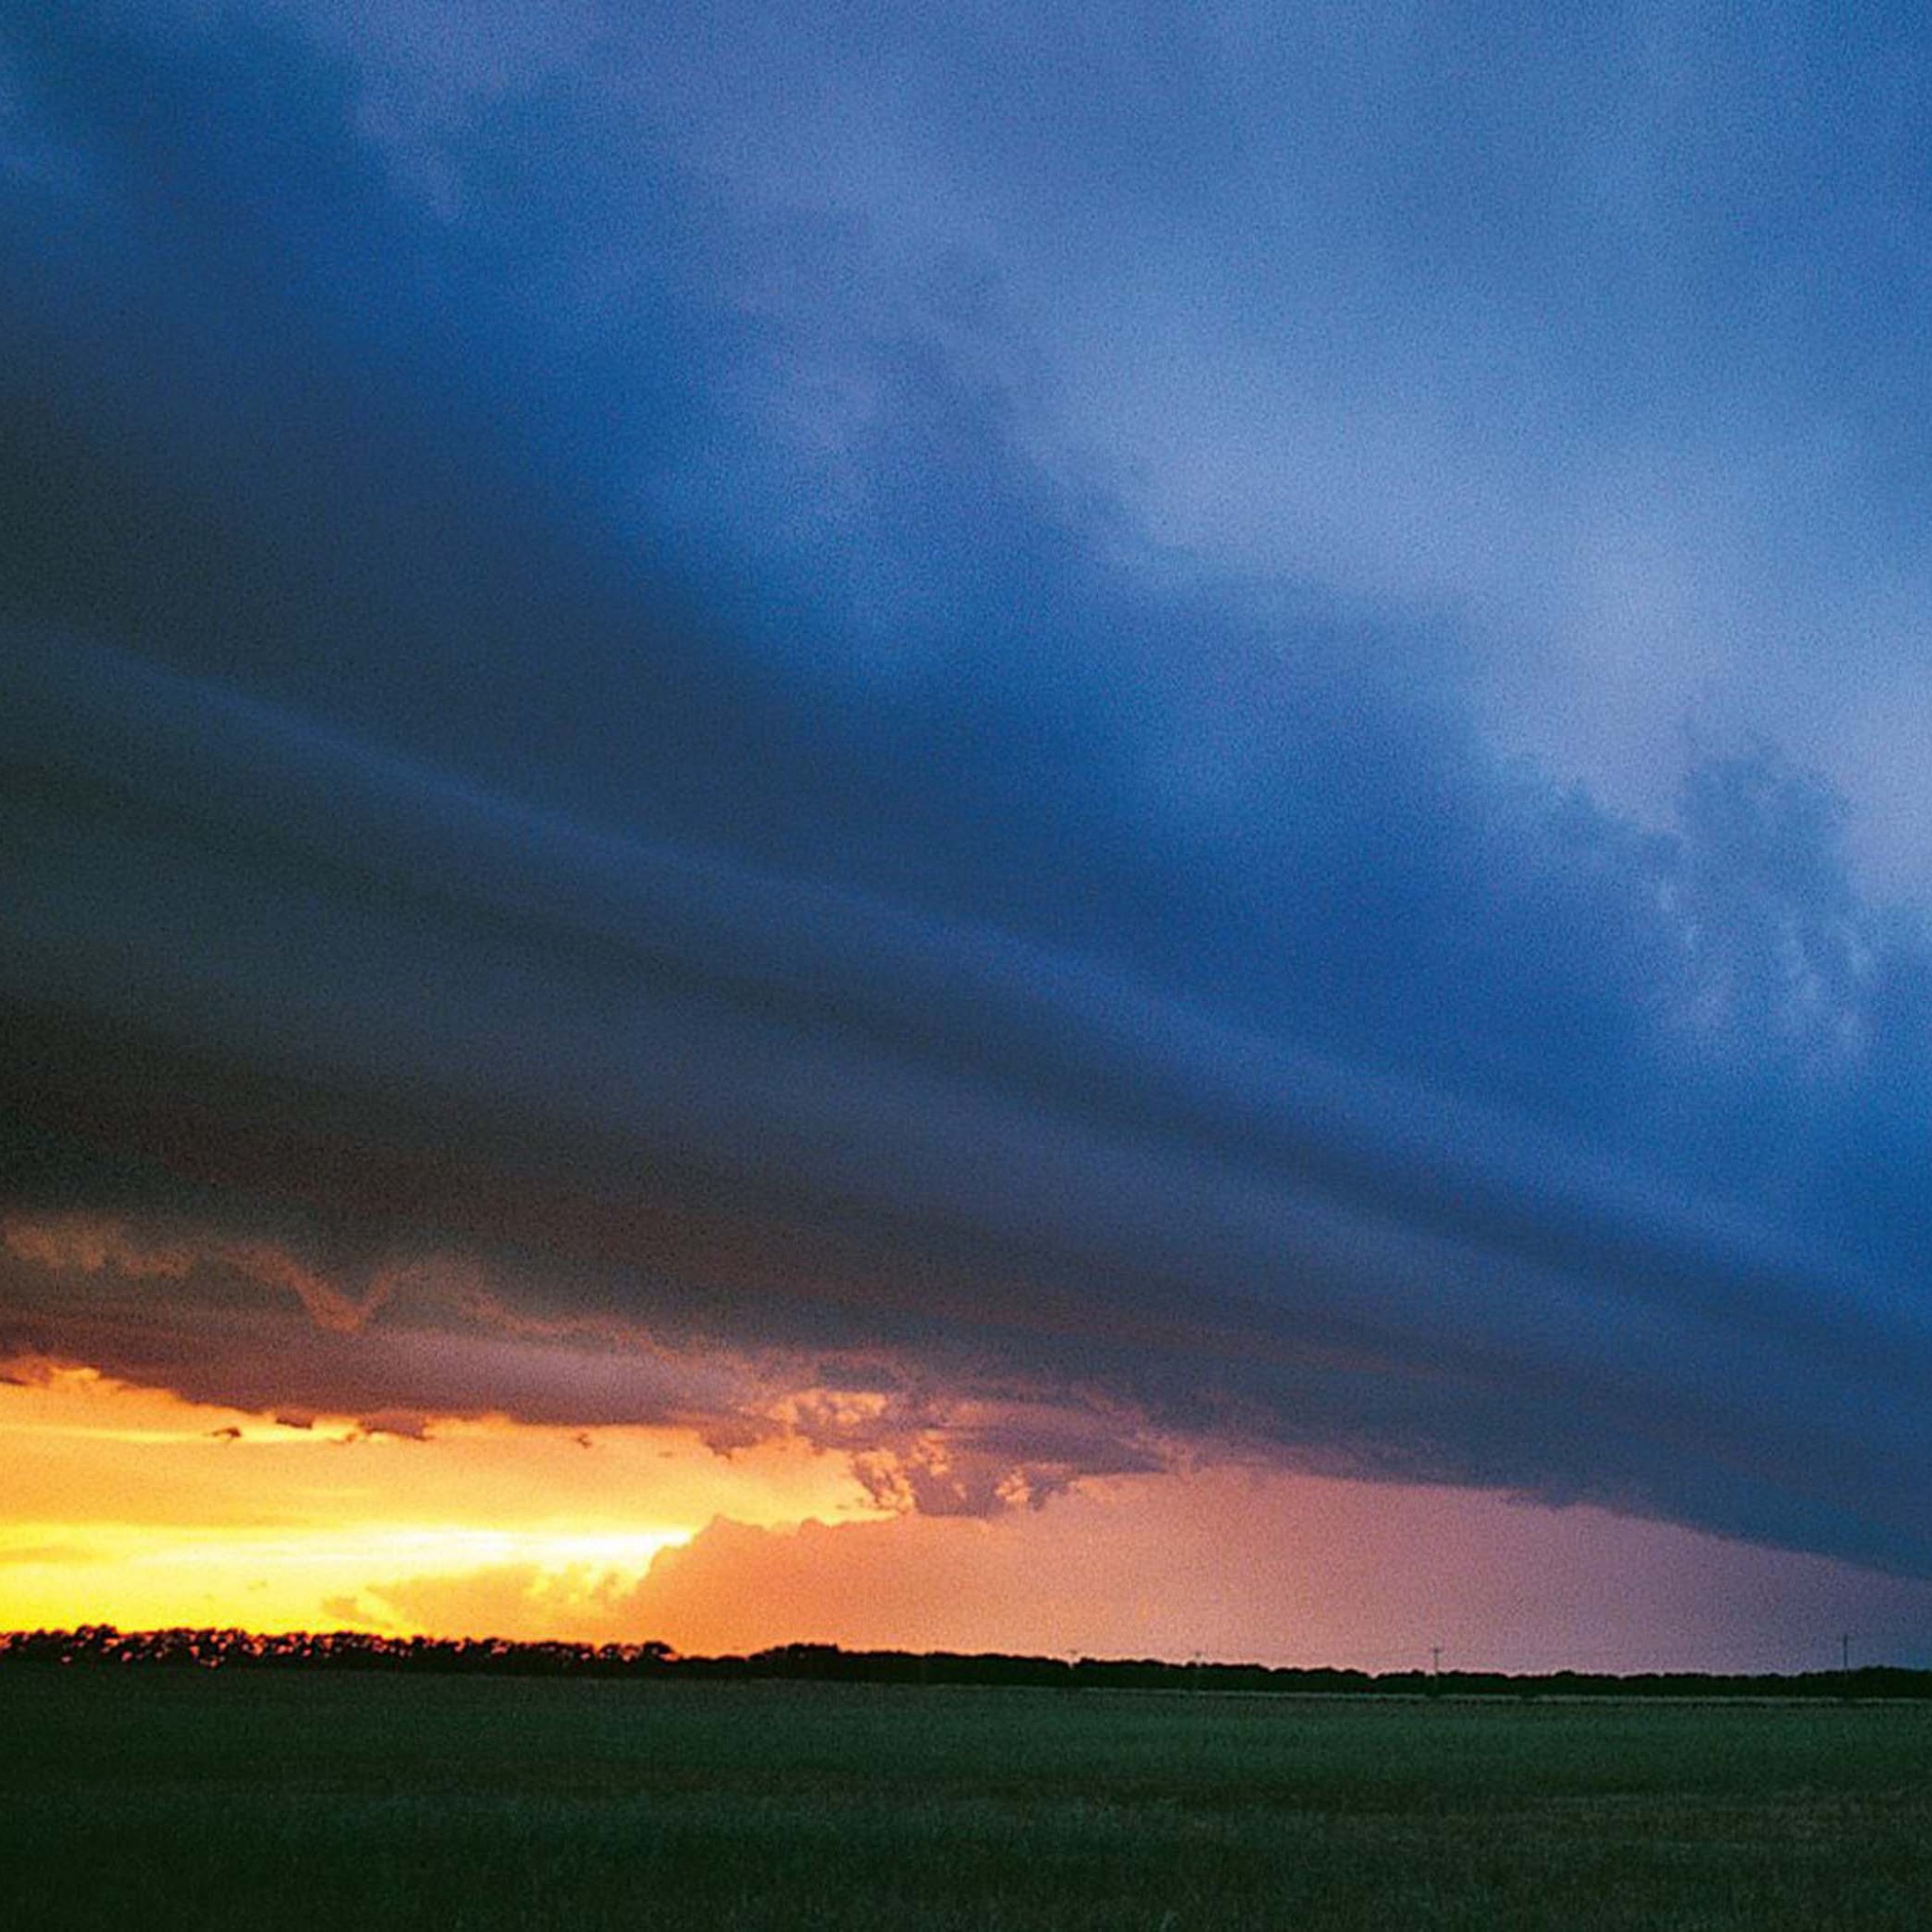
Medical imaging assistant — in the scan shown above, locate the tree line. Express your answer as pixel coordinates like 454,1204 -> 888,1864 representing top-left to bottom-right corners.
3,1624 -> 1925,1696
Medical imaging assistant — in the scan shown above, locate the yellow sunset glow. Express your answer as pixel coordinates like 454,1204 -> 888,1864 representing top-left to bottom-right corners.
0,1357 -> 883,1637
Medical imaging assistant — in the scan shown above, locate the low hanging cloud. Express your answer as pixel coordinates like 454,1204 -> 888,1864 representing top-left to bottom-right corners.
1,1211 -> 757,1442
0,1208 -> 1172,1513
7,6 -> 1932,1583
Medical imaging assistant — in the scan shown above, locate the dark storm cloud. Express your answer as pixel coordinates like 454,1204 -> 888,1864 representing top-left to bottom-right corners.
7,6 -> 1932,1569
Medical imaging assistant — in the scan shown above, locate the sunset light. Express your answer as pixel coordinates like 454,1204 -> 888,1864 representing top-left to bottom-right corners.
0,1356 -> 869,1639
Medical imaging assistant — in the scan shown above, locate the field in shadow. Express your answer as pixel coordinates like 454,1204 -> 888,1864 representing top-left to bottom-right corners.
8,1671 -> 1931,1928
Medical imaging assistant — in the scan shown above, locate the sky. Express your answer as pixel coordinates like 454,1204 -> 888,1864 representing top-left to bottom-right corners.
6,1 -> 1932,1672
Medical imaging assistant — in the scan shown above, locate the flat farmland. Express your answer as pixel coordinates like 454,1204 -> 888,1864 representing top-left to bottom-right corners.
7,1672 -> 1931,1929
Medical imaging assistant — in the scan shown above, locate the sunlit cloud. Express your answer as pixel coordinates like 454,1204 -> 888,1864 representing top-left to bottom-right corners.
0,1357 -> 877,1635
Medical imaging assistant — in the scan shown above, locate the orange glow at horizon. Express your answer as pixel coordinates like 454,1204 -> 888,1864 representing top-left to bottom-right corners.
0,1357 -> 884,1638
9,1357 -> 1932,1674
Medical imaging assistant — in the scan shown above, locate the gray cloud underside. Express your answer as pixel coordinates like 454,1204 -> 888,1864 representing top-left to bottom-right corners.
6,5 -> 1932,1574
8,625 -> 1932,1573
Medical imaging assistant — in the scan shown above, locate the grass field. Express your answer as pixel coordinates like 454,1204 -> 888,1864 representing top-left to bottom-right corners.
7,1671 -> 1932,1929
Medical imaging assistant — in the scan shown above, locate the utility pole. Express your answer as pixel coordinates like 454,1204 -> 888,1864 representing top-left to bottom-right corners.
1841,1632 -> 1852,1675
1431,1644 -> 1442,1678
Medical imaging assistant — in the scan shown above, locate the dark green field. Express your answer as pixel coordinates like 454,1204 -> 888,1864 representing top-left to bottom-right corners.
8,1671 -> 1932,1929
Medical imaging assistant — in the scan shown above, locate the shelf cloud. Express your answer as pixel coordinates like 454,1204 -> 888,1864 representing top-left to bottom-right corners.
8,5 -> 1932,1598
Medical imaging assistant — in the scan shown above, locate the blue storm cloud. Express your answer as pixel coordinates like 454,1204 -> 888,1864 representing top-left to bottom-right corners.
6,4 -> 1932,1571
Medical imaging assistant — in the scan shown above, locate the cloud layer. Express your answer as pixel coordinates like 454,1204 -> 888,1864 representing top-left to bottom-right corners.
6,5 -> 1932,1582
